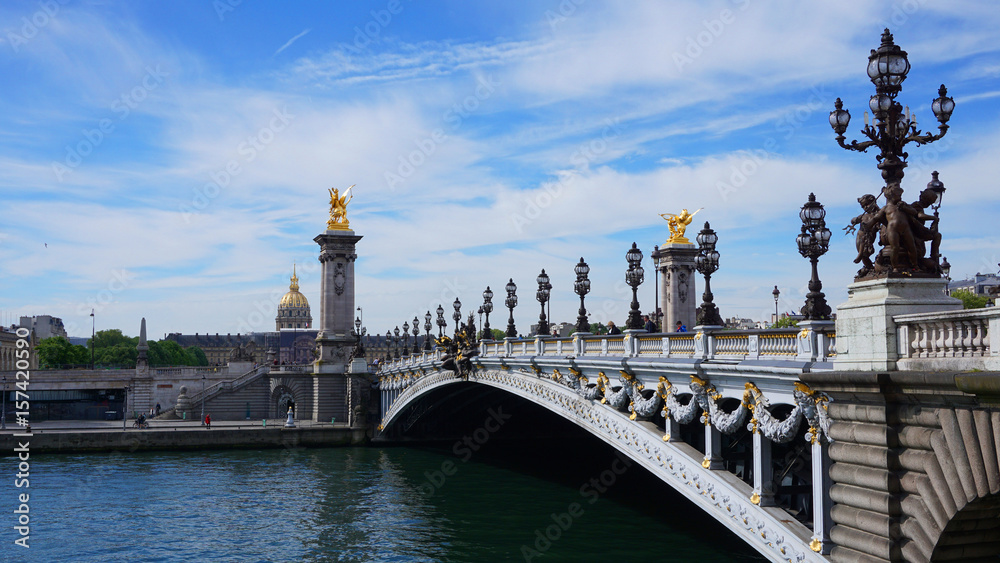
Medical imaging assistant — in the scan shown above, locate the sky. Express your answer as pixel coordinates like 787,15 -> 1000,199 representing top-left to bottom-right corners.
1,0 -> 999,339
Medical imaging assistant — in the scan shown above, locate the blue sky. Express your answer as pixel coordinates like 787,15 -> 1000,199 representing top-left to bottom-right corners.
2,0 -> 999,338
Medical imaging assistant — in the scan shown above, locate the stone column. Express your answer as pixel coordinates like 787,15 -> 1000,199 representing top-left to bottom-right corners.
312,229 -> 363,423
652,243 -> 699,332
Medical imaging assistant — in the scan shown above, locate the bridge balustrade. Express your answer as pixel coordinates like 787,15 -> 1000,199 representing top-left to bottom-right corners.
895,308 -> 1000,371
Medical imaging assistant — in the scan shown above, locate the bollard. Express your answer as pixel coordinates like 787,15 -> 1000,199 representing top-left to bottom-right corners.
262,419 -> 267,427
331,417 -> 335,424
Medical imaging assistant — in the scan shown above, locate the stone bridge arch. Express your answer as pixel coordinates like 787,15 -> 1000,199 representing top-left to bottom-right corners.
803,371 -> 1000,562
381,368 -> 830,563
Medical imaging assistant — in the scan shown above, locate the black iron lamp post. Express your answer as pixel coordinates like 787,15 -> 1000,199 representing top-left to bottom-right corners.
385,330 -> 391,360
482,286 -> 494,339
695,223 -> 723,326
424,311 -> 433,350
1,376 -> 6,430
452,298 -> 462,334
436,304 -> 446,337
772,285 -> 781,325
476,306 -> 483,338
352,316 -> 367,358
797,194 -> 833,320
830,29 -> 954,191
402,321 -> 410,357
393,326 -> 401,359
941,257 -> 951,295
411,316 -> 420,354
535,269 -> 550,336
505,278 -> 518,338
625,243 -> 645,330
574,257 -> 591,333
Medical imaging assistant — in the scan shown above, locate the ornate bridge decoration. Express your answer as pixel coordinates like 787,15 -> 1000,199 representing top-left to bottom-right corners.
377,328 -> 838,562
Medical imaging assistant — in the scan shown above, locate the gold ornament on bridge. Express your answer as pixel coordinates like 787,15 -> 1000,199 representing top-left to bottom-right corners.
327,184 -> 355,230
659,208 -> 703,244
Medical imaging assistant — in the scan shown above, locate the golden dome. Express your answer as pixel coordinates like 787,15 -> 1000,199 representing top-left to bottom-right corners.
279,265 -> 310,308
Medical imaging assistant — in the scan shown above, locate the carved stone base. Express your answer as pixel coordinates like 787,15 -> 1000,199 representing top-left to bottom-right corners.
835,277 -> 960,371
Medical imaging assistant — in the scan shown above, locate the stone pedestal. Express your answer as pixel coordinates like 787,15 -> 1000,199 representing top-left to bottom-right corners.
652,243 -> 699,332
312,228 -> 362,422
835,277 -> 961,371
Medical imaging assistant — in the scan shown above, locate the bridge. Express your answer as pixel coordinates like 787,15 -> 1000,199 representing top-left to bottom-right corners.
376,313 -> 1000,563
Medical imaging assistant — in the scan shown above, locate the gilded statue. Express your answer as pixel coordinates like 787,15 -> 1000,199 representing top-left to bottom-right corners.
659,208 -> 703,244
327,185 -> 355,230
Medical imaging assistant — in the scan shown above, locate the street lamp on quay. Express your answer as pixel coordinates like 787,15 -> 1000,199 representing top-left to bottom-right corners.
402,321 -> 410,357
625,243 -> 645,330
477,306 -> 484,338
411,317 -> 420,355
123,384 -> 130,431
797,193 -> 833,320
452,298 -> 462,334
695,223 -> 724,327
200,374 -> 206,425
90,308 -> 95,369
436,304 -> 446,337
772,285 -> 781,326
574,257 -> 591,333
505,278 -> 518,338
424,311 -> 433,351
535,269 -> 551,336
482,286 -> 494,340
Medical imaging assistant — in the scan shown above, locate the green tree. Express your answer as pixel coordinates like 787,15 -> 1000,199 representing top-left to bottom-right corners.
188,346 -> 209,366
589,322 -> 608,335
951,289 -> 990,309
95,343 -> 138,368
772,315 -> 799,328
36,337 -> 89,368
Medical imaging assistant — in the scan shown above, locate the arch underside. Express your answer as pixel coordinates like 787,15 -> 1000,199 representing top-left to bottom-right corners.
381,368 -> 826,563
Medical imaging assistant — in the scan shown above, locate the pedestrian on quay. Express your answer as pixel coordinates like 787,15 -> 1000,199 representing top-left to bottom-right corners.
205,413 -> 211,429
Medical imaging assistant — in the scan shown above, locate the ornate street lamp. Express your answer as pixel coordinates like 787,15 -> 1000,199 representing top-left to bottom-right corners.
436,304 -> 446,337
830,29 -> 954,277
695,223 -> 723,326
199,374 -> 206,425
1,376 -> 6,430
625,243 -> 645,330
772,285 -> 780,325
505,278 -> 518,338
385,330 -> 391,360
352,316 -> 367,359
393,326 -> 401,359
797,194 -> 833,320
412,316 -> 420,354
535,269 -> 550,336
482,286 -> 494,339
574,257 -> 591,333
941,257 -> 951,295
830,29 -> 953,188
424,311 -> 433,350
452,298 -> 462,334
402,321 -> 410,357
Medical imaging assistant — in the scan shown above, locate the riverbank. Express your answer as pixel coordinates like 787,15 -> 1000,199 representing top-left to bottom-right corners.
0,419 -> 369,454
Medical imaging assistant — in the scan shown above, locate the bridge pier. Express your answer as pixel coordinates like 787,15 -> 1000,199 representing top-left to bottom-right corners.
751,429 -> 776,507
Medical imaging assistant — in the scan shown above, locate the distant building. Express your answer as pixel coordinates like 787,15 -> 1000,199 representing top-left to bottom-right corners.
725,317 -> 758,330
19,315 -> 67,340
1,325 -> 37,370
276,266 -> 312,330
949,273 -> 1000,299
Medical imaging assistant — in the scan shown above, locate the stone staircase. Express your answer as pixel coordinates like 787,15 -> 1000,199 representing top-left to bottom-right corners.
156,365 -> 272,421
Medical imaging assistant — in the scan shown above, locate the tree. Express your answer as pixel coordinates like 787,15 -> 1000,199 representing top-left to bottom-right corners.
589,322 -> 608,335
36,337 -> 89,368
772,315 -> 799,328
951,289 -> 991,309
188,346 -> 209,366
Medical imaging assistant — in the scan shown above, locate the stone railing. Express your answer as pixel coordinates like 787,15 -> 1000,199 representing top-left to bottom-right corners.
379,325 -> 837,374
895,308 -> 1000,371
